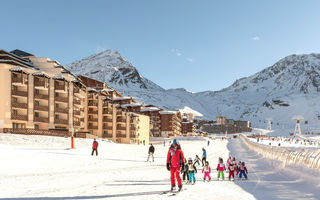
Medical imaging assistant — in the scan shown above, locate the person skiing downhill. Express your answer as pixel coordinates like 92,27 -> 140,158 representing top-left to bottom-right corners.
147,144 -> 155,162
239,162 -> 248,180
167,139 -> 185,192
202,148 -> 207,166
202,161 -> 211,182
187,158 -> 197,184
194,155 -> 201,166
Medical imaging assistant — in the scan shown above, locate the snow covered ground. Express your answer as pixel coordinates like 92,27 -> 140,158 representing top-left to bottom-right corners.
1,133 -> 320,200
247,137 -> 320,149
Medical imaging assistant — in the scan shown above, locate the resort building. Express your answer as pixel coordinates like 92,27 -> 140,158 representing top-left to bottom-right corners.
140,105 -> 162,137
159,110 -> 182,137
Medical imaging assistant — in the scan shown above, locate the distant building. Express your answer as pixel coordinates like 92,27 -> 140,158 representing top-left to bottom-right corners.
200,116 -> 252,134
159,111 -> 182,137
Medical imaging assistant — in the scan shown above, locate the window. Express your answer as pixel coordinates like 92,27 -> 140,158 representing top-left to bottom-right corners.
12,85 -> 18,91
35,112 -> 39,117
12,110 -> 18,116
34,124 -> 39,129
13,123 -> 25,129
12,97 -> 18,103
34,101 -> 39,106
35,89 -> 39,94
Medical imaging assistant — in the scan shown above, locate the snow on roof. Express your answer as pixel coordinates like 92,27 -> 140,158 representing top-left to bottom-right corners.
88,88 -> 98,92
140,107 -> 161,112
179,106 -> 203,117
113,96 -> 131,101
159,110 -> 178,115
121,103 -> 142,108
52,75 -> 65,80
32,72 -> 50,78
9,67 -> 23,72
101,88 -> 115,93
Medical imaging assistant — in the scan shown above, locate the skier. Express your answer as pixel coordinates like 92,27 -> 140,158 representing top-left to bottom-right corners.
216,157 -> 226,180
226,156 -> 232,171
166,139 -> 185,192
207,140 -> 210,146
202,148 -> 207,166
181,158 -> 189,183
187,158 -> 197,184
147,143 -> 155,162
228,163 -> 236,181
202,161 -> 211,182
91,138 -> 98,156
236,161 -> 242,177
239,162 -> 248,180
194,155 -> 201,166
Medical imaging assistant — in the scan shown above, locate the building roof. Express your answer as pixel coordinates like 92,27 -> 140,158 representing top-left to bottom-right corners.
10,49 -> 34,57
159,110 -> 178,115
140,107 -> 161,112
121,103 -> 142,108
32,72 -> 50,78
113,96 -> 131,101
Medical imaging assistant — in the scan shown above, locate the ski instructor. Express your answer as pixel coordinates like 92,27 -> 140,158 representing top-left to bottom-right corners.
166,139 -> 185,192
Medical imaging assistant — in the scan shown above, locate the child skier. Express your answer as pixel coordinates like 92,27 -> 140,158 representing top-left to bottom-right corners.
188,158 -> 197,184
194,155 -> 201,166
216,157 -> 226,180
239,162 -> 248,180
226,156 -> 232,169
181,158 -> 189,183
236,161 -> 242,177
228,163 -> 236,181
202,161 -> 211,182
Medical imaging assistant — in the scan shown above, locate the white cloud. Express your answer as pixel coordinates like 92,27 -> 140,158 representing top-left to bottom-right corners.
251,36 -> 260,41
171,49 -> 182,56
187,58 -> 193,63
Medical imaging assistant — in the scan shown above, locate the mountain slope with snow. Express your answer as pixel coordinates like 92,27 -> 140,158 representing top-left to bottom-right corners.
67,51 -> 320,129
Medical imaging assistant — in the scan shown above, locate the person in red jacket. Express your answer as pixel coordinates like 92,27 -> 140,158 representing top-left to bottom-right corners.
92,139 -> 98,156
166,139 -> 185,192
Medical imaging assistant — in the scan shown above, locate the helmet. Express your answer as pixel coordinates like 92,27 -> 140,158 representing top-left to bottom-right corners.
173,139 -> 178,145
242,162 -> 245,166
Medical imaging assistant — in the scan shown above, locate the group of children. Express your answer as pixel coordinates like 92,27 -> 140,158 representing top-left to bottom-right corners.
181,154 -> 248,184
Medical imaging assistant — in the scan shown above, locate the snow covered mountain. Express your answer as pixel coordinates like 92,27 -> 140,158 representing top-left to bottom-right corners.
67,51 -> 320,130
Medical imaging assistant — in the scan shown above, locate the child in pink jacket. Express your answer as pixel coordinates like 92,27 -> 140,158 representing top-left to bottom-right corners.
216,157 -> 226,180
202,161 -> 211,182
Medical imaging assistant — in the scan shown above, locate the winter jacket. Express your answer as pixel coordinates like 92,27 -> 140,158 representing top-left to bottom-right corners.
188,163 -> 197,173
202,149 -> 207,158
239,165 -> 248,173
148,145 -> 155,153
167,147 -> 185,168
92,141 -> 98,149
216,163 -> 226,171
228,165 -> 235,172
202,166 -> 211,173
182,163 -> 189,173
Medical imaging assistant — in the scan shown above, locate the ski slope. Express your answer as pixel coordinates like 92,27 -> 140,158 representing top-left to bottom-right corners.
1,133 -> 320,199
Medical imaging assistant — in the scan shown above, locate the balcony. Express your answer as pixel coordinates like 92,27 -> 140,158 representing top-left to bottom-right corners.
34,93 -> 49,100
130,126 -> 137,130
88,118 -> 98,122
103,118 -> 113,122
73,87 -> 80,93
74,121 -> 80,126
88,125 -> 98,129
103,126 -> 113,130
116,134 -> 126,138
54,118 -> 68,125
12,102 -> 28,109
74,99 -> 81,105
117,126 -> 126,131
12,77 -> 28,85
34,105 -> 49,112
117,118 -> 126,123
55,107 -> 68,114
88,110 -> 98,114
130,134 -> 137,138
74,110 -> 81,116
34,116 -> 49,123
55,84 -> 66,91
88,102 -> 98,107
55,96 -> 68,103
104,134 -> 113,138
12,90 -> 28,97
11,114 -> 28,121
34,81 -> 48,88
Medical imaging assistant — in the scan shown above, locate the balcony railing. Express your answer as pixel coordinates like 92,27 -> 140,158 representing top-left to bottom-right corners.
88,102 -> 98,106
74,110 -> 81,115
12,90 -> 28,97
117,126 -> 126,130
116,134 -> 126,138
130,134 -> 137,138
34,116 -> 49,123
11,114 -> 28,121
103,126 -> 113,130
73,99 -> 81,105
12,102 -> 28,109
88,118 -> 98,122
55,84 -> 65,91
34,105 -> 49,112
73,87 -> 80,93
34,93 -> 49,100
88,110 -> 98,114
55,96 -> 69,103
12,77 -> 28,85
103,118 -> 113,122
88,125 -> 98,129
130,126 -> 137,130
34,81 -> 48,88
54,118 -> 68,125
117,119 -> 126,123
104,134 -> 113,138
55,107 -> 68,114
74,121 -> 80,126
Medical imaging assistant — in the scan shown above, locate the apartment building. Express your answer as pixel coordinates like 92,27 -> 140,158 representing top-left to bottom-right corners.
140,105 -> 162,137
159,111 -> 182,137
181,118 -> 196,136
0,49 -> 87,136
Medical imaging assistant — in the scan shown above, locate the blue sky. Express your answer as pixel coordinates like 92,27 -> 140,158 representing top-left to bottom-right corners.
1,0 -> 320,92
